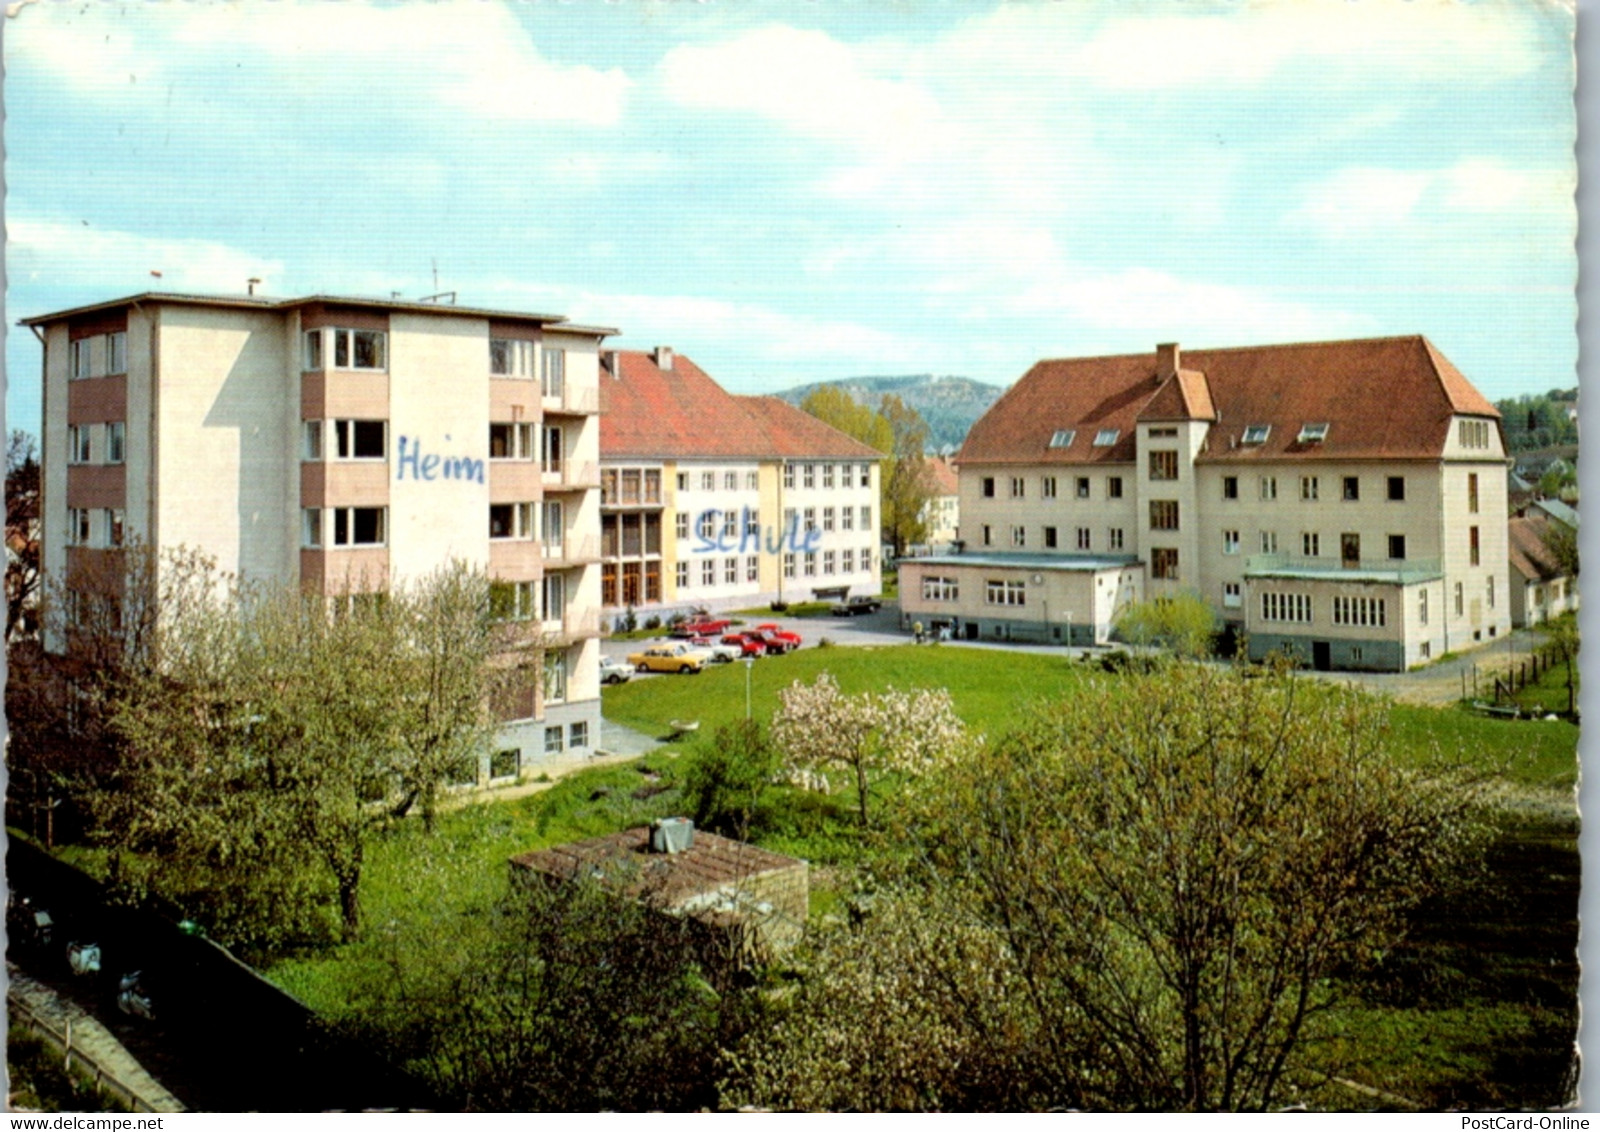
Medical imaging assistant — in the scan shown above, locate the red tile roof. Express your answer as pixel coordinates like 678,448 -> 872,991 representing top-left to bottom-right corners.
928,454 -> 960,495
600,351 -> 881,461
1508,515 -> 1565,582
959,336 -> 1501,466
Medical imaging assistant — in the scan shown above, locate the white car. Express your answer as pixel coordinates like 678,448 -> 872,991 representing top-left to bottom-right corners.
599,656 -> 634,685
684,636 -> 741,664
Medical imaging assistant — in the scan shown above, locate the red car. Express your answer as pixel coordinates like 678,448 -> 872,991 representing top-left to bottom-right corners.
753,623 -> 802,652
672,617 -> 732,639
721,633 -> 767,657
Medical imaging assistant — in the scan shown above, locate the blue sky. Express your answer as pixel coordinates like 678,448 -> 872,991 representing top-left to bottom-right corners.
2,0 -> 1577,439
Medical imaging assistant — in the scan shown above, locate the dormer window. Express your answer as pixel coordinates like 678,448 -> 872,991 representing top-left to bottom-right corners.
1297,422 -> 1330,443
1241,424 -> 1271,445
1093,428 -> 1120,446
1049,430 -> 1076,449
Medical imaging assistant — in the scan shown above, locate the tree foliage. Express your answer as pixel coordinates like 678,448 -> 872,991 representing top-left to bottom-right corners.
681,719 -> 784,841
99,560 -> 519,945
799,386 -> 893,453
7,429 -> 41,640
1496,391 -> 1578,452
880,394 -> 938,556
771,673 -> 967,828
903,663 -> 1480,1110
1112,590 -> 1219,658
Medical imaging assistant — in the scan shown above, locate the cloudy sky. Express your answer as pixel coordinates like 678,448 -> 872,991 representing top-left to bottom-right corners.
2,0 -> 1576,437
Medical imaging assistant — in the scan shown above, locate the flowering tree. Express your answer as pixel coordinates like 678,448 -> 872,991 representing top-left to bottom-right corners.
771,673 -> 966,828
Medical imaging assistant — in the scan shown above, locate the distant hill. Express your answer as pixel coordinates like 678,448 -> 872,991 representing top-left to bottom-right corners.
775,375 -> 1006,453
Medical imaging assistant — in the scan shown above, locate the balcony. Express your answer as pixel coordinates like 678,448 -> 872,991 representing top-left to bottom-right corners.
541,383 -> 600,416
541,535 -> 601,566
1244,554 -> 1443,585
541,609 -> 603,641
541,461 -> 601,492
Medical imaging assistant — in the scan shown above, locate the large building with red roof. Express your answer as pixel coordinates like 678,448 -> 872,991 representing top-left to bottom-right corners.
599,347 -> 883,617
899,337 -> 1511,671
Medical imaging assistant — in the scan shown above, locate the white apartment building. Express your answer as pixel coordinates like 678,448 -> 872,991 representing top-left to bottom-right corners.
900,337 -> 1511,672
27,292 -> 612,779
599,348 -> 882,619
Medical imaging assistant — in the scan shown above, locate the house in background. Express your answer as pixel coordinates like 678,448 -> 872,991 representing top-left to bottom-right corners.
599,347 -> 882,620
913,454 -> 961,555
899,336 -> 1510,671
25,291 -> 612,779
1508,511 -> 1578,628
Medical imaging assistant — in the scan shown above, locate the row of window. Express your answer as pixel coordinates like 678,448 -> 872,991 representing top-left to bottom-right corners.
781,463 -> 874,491
602,467 -> 664,506
302,329 -> 568,393
982,524 -> 1128,552
67,422 -> 126,466
779,505 -> 871,534
301,419 -> 568,465
66,507 -> 124,548
489,339 -> 567,399
783,547 -> 874,579
978,471 -> 1422,506
1258,580 -> 1497,627
68,332 -> 128,380
298,501 -> 566,548
984,474 -> 1127,501
602,560 -> 663,607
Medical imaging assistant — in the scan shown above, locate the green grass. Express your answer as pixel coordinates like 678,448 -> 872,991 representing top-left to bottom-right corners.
6,1025 -> 127,1113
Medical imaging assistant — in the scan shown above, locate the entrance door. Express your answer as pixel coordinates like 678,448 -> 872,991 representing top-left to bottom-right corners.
1312,640 -> 1332,671
966,622 -> 980,641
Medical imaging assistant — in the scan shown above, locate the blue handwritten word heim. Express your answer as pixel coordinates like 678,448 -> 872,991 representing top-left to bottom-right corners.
396,436 -> 485,484
693,507 -> 821,555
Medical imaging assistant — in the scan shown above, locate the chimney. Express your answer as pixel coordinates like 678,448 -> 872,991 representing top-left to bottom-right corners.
653,345 -> 674,371
604,350 -> 622,378
649,817 -> 694,854
1156,343 -> 1180,381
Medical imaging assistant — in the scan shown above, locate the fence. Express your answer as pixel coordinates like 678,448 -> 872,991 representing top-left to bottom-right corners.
1461,641 -> 1574,715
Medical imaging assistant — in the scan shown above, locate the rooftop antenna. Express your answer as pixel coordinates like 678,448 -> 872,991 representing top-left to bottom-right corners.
247,277 -> 261,296
432,258 -> 438,293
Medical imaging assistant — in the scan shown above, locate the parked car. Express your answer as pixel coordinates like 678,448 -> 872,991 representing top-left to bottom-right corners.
686,636 -> 742,664
831,595 -> 883,616
671,616 -> 733,639
756,623 -> 804,648
721,632 -> 767,657
599,656 -> 634,685
626,644 -> 705,675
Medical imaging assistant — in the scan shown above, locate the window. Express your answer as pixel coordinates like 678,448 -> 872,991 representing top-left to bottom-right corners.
1302,532 -> 1320,557
675,512 -> 689,539
725,558 -> 738,584
803,464 -> 816,489
981,477 -> 996,498
491,749 -> 520,780
107,332 -> 127,375
1419,588 -> 1428,625
1242,424 -> 1271,445
985,579 -> 1027,606
1454,582 -> 1464,616
68,425 -> 90,464
569,721 -> 589,750
725,471 -> 738,491
1049,430 -> 1076,449
1260,591 -> 1313,623
492,580 -> 537,622
1223,476 -> 1238,500
859,464 -> 872,487
1223,582 -> 1242,608
1011,525 -> 1026,548
746,509 -> 760,537
677,472 -> 689,492
701,471 -> 715,491
1075,477 -> 1090,500
696,512 -> 716,539
823,550 -> 836,575
1332,596 -> 1387,627
302,330 -> 323,371
70,338 -> 93,380
1223,530 -> 1240,555
489,503 -> 534,540
1468,473 -> 1479,514
676,561 -> 689,588
1044,526 -> 1058,549
1077,527 -> 1092,551
545,725 -> 565,755
334,506 -> 386,546
541,348 -> 566,399
1387,476 -> 1405,502
1487,575 -> 1495,609
490,338 -> 536,378
746,471 -> 759,490
982,525 -> 993,547
329,328 -> 387,370
1108,476 -> 1123,500
1261,530 -> 1278,554
489,422 -> 535,460
68,508 -> 90,546
302,508 -> 322,548
783,507 -> 797,533
1151,547 -> 1180,580
1297,422 -> 1329,443
1420,641 -> 1431,660
804,507 -> 816,532
1300,476 -> 1319,502
842,507 -> 855,531
1149,450 -> 1178,480
1388,534 -> 1407,560
1093,428 -> 1120,446
1042,476 -> 1057,499
702,559 -> 716,586
1148,426 -> 1177,438
1458,419 -> 1491,449
334,420 -> 386,460
1149,500 -> 1179,531
861,548 -> 873,572
104,509 -> 123,547
745,554 -> 761,581
1469,525 -> 1480,566
842,549 -> 854,573
1261,476 -> 1277,501
823,465 -> 835,489
783,553 -> 796,579
1341,532 -> 1361,566
1342,476 -> 1360,502
1011,477 -> 1026,499
1108,528 -> 1124,551
722,511 -> 737,539
783,465 -> 795,489
922,576 -> 959,601
861,506 -> 872,530
823,507 -> 836,532
804,551 -> 817,577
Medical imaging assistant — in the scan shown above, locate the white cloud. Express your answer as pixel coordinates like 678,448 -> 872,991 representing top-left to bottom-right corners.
7,218 -> 285,294
5,5 -> 162,90
1293,159 -> 1574,239
1290,167 -> 1434,237
1016,267 -> 1376,344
